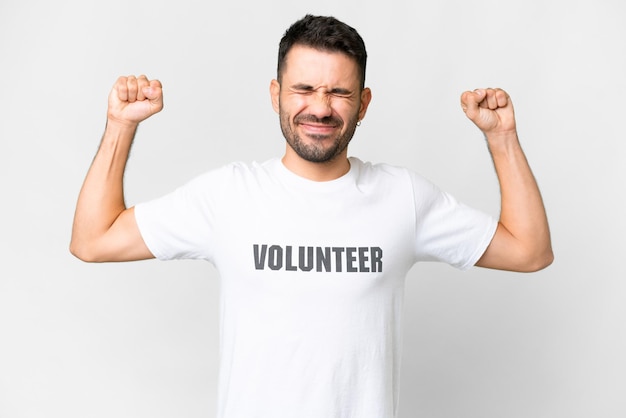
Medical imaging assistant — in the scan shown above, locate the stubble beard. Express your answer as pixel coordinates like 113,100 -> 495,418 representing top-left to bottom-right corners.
279,109 -> 359,164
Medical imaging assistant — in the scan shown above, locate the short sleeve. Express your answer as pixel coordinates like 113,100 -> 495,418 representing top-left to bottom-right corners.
411,172 -> 498,270
134,173 -> 218,261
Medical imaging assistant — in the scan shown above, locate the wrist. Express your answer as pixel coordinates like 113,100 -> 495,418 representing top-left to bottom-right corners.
485,130 -> 520,155
100,118 -> 139,151
106,116 -> 139,132
104,118 -> 139,141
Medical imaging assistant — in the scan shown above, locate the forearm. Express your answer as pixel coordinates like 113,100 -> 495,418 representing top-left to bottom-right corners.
70,121 -> 137,258
484,131 -> 553,270
460,88 -> 553,271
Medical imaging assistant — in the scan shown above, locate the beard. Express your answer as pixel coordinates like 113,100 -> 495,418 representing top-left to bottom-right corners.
279,108 -> 359,163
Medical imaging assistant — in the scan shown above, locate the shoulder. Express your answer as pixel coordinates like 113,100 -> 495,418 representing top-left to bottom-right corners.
187,159 -> 278,187
349,157 -> 437,191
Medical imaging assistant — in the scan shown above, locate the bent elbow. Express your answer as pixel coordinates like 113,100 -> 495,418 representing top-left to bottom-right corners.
69,244 -> 88,262
521,247 -> 554,273
538,249 -> 555,271
69,240 -> 100,263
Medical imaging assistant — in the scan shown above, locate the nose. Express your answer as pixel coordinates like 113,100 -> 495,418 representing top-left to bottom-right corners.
307,91 -> 333,119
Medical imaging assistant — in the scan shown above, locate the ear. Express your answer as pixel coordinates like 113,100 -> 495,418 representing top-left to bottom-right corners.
358,87 -> 372,121
270,79 -> 280,114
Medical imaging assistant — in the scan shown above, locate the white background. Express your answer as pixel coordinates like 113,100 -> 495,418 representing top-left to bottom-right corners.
1,0 -> 624,417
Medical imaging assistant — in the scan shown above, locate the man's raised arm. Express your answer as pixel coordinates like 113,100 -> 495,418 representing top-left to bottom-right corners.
70,75 -> 163,262
461,88 -> 553,272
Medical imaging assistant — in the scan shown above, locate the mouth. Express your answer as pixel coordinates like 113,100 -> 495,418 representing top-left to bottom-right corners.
298,122 -> 338,137
294,115 -> 342,138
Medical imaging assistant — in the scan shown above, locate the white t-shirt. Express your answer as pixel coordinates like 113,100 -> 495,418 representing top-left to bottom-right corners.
135,157 -> 497,418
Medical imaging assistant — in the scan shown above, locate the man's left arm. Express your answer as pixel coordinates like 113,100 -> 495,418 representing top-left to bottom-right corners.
461,88 -> 553,272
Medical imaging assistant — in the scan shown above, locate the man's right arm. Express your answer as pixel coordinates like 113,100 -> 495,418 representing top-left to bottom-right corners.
70,75 -> 163,262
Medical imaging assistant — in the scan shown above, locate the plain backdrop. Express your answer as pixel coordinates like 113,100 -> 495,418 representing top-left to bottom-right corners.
1,0 -> 624,417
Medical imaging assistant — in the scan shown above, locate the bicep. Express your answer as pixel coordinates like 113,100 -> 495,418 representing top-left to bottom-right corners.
91,207 -> 155,262
475,222 -> 538,272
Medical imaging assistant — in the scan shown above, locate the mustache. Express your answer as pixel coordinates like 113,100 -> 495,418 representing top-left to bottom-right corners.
294,114 -> 342,126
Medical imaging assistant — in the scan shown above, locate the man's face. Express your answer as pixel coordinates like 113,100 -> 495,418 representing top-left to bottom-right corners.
271,45 -> 371,164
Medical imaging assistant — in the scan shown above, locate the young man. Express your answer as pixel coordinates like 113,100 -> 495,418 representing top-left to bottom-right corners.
71,14 -> 552,418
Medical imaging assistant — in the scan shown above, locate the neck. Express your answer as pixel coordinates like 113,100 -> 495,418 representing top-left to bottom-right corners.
281,148 -> 350,182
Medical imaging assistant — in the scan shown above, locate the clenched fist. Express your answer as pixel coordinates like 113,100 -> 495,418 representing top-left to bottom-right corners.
107,75 -> 163,126
461,88 -> 516,137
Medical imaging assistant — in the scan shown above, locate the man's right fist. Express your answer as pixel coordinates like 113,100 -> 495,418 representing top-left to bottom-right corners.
107,75 -> 163,126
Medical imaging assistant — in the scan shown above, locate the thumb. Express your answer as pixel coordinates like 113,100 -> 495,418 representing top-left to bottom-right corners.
141,80 -> 164,114
460,89 -> 485,119
142,80 -> 163,103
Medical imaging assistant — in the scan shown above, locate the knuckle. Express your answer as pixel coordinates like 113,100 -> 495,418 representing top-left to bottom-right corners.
115,76 -> 128,88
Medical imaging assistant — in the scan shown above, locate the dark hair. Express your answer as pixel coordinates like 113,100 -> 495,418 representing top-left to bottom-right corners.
277,15 -> 367,89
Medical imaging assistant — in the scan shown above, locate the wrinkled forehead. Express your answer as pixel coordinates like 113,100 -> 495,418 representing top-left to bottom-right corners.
280,45 -> 361,88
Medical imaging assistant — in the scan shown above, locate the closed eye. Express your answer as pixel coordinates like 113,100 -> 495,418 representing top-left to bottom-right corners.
290,85 -> 354,98
291,84 -> 315,94
329,88 -> 352,97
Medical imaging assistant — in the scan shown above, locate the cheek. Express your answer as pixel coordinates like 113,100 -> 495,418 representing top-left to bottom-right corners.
337,102 -> 361,122
281,94 -> 309,113
332,97 -> 360,114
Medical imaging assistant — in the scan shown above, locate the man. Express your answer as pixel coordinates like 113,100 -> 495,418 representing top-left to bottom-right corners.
71,14 -> 552,418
